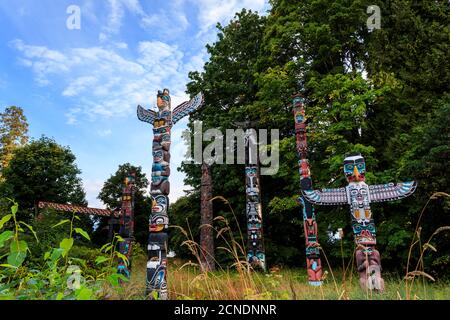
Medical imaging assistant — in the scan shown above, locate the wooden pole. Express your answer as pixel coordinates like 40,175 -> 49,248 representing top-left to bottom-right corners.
200,162 -> 215,272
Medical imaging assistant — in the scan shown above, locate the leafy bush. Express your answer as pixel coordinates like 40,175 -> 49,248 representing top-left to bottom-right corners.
0,200 -> 129,300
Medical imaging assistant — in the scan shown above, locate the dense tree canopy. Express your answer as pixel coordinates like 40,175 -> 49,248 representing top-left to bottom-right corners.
0,136 -> 87,221
170,1 -> 449,278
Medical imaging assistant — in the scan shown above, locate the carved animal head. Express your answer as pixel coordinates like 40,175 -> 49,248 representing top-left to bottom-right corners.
157,89 -> 171,111
344,153 -> 366,183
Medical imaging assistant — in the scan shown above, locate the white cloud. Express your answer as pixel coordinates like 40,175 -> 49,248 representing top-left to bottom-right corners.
66,108 -> 81,125
185,49 -> 209,74
11,38 -> 196,124
63,76 -> 98,97
100,0 -> 189,42
192,0 -> 268,35
103,0 -> 125,36
83,179 -> 106,208
10,39 -> 70,86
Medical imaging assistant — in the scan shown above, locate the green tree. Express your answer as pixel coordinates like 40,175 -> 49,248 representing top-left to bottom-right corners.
176,9 -> 268,265
172,1 -> 449,276
96,163 -> 151,246
1,136 -> 86,221
0,106 -> 29,171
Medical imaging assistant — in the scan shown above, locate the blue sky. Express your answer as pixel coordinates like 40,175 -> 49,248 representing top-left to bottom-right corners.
0,0 -> 270,208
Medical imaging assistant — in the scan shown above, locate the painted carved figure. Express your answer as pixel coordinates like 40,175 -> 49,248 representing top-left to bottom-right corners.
117,172 -> 136,279
292,95 -> 323,286
245,165 -> 266,271
302,153 -> 416,291
137,89 -> 203,299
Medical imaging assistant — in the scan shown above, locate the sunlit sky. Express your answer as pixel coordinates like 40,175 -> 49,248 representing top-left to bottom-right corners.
0,0 -> 270,208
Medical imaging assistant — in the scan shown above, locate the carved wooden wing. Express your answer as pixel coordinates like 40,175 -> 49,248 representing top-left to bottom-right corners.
172,92 -> 204,125
302,188 -> 348,205
137,105 -> 157,124
369,181 -> 417,203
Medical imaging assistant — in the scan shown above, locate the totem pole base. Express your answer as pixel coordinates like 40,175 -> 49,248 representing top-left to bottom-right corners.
146,232 -> 168,300
356,247 -> 385,292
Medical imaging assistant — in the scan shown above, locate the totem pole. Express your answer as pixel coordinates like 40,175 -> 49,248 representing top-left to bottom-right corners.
292,95 -> 323,286
200,162 -> 215,272
244,130 -> 266,271
137,89 -> 204,299
233,120 -> 266,271
302,153 -> 416,291
117,172 -> 136,278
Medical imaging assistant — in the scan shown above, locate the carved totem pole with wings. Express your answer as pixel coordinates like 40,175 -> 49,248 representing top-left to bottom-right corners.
302,153 -> 417,291
137,89 -> 204,299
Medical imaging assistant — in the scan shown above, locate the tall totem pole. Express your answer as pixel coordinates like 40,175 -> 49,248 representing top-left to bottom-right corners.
137,89 -> 204,299
117,172 -> 136,278
292,95 -> 323,286
244,129 -> 266,271
302,153 -> 416,291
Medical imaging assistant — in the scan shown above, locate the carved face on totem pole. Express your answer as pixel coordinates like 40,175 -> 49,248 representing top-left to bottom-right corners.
157,89 -> 171,111
125,173 -> 135,186
343,154 -> 375,244
344,153 -> 366,183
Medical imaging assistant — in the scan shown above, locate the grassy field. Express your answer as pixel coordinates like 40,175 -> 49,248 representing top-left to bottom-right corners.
103,194 -> 450,300
106,255 -> 449,300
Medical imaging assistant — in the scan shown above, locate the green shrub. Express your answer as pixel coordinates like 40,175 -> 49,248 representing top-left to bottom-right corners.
0,200 -> 128,300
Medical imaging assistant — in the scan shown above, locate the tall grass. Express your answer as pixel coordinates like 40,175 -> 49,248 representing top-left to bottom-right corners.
107,192 -> 449,300
404,192 -> 450,300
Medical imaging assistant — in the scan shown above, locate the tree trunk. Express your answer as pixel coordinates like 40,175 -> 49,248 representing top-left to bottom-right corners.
200,163 -> 215,272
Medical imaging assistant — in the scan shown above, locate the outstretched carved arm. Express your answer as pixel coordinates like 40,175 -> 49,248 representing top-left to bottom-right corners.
172,92 -> 204,125
302,188 -> 348,206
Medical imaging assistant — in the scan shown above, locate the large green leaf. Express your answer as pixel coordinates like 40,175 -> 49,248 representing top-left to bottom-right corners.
50,248 -> 64,262
95,256 -> 109,265
76,287 -> 93,300
0,215 -> 12,230
74,228 -> 91,241
52,220 -> 70,228
7,240 -> 28,267
59,238 -> 74,257
107,273 -> 128,287
10,204 -> 18,216
10,239 -> 28,253
0,231 -> 13,248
